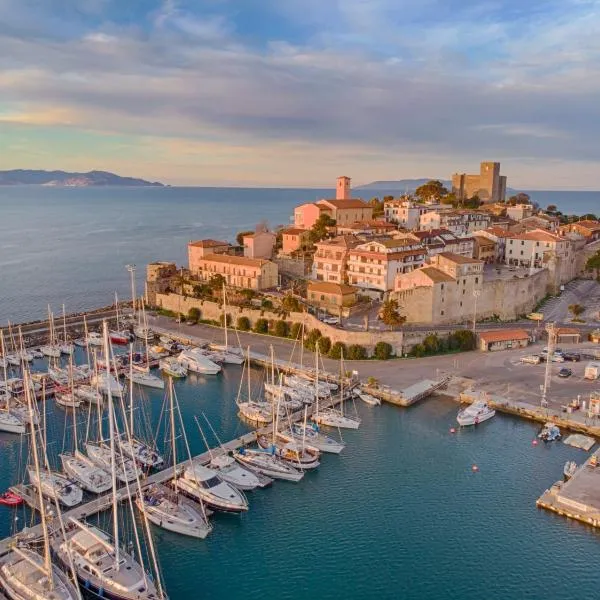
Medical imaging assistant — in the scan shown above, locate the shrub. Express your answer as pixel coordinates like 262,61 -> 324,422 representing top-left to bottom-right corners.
328,342 -> 347,360
261,298 -> 274,310
282,294 -> 302,312
347,344 -> 368,360
304,328 -> 322,351
289,322 -> 303,340
219,313 -> 232,326
410,343 -> 426,358
316,336 -> 331,355
273,320 -> 289,337
374,341 -> 393,360
187,307 -> 201,323
448,329 -> 476,351
236,316 -> 251,331
254,318 -> 269,334
422,334 -> 441,354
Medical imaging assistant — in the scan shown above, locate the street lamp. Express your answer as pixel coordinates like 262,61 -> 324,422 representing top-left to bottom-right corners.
472,290 -> 482,333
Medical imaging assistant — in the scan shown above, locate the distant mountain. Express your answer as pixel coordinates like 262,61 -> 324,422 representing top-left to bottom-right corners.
356,179 -> 452,192
0,169 -> 164,187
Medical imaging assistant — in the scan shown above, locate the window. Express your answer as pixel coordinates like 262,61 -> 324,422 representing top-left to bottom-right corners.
441,310 -> 444,315
441,284 -> 444,290
460,302 -> 463,307
475,277 -> 478,284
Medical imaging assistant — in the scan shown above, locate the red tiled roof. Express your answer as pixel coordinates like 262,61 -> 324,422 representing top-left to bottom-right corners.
479,329 -> 530,343
189,239 -> 229,248
317,199 -> 370,209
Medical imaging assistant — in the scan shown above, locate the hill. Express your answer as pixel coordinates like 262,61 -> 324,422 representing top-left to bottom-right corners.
0,169 -> 164,187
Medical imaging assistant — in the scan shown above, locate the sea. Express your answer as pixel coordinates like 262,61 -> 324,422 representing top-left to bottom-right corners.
1,186 -> 600,598
0,186 -> 598,325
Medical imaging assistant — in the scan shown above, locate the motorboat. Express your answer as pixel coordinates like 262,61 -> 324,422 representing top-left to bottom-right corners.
27,467 -> 83,507
136,483 -> 212,539
134,325 -> 154,341
159,357 -> 187,378
55,391 -> 82,409
177,349 -> 221,375
86,331 -> 103,346
281,423 -> 344,454
234,447 -> 304,482
10,401 -> 40,426
40,344 -> 62,358
238,401 -> 274,425
73,384 -> 103,405
29,348 -> 44,359
264,382 -> 313,404
564,461 -> 577,480
313,408 -> 361,430
52,520 -> 161,600
207,454 -> 261,491
48,364 -> 91,384
73,338 -> 87,347
257,434 -> 320,470
0,546 -> 80,600
538,422 -> 561,442
0,491 -> 23,506
178,463 -> 248,512
284,374 -> 332,397
457,399 -> 496,426
60,451 -> 112,494
125,371 -> 165,389
91,372 -> 124,397
211,349 -> 244,365
0,410 -> 26,434
119,437 -> 164,469
5,354 -> 21,367
357,392 -> 381,406
85,442 -> 141,483
109,330 -> 131,345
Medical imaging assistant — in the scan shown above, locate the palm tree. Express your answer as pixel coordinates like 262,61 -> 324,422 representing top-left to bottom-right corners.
568,304 -> 585,320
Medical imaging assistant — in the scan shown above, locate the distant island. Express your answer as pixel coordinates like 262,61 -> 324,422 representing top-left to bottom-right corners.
356,179 -> 452,192
0,169 -> 164,187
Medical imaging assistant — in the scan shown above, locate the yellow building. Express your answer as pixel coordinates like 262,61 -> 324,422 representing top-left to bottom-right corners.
188,239 -> 231,272
191,254 -> 278,290
315,198 -> 373,226
307,281 -> 357,313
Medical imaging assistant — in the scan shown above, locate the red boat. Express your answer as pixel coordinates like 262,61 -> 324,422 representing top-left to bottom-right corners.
109,330 -> 130,345
0,491 -> 24,506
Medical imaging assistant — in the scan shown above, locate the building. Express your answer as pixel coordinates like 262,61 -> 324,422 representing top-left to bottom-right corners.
312,235 -> 360,284
280,227 -> 311,255
242,230 -> 276,259
384,199 -> 441,229
504,229 -> 571,269
315,198 -> 373,226
452,161 -> 507,203
410,229 -> 475,257
347,238 -> 427,293
506,204 -> 534,221
478,329 -> 530,352
337,220 -> 397,236
559,220 -> 600,242
511,214 -> 560,233
188,239 -> 231,272
472,234 -> 497,263
294,203 -> 323,230
419,209 -> 491,236
190,254 -> 278,290
478,227 -> 511,262
307,281 -> 357,313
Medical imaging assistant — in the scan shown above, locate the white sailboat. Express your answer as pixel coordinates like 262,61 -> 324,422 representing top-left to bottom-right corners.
86,331 -> 103,346
55,392 -> 82,409
210,283 -> 244,364
27,467 -> 83,507
85,441 -> 140,483
0,332 -> 26,434
281,422 -> 345,454
237,347 -> 273,424
91,371 -> 124,397
73,384 -> 103,405
59,304 -> 74,355
125,370 -> 165,389
234,447 -> 304,482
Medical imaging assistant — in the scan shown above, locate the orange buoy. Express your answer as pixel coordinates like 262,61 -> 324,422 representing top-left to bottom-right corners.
450,428 -> 456,434
471,464 -> 479,472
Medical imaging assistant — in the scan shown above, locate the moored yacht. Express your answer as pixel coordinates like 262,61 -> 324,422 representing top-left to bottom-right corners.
456,398 -> 496,426
125,371 -> 165,389
207,454 -> 261,491
27,467 -> 83,507
85,442 -> 141,483
237,400 -> 274,425
73,384 -> 103,405
313,409 -> 361,430
0,410 -> 26,434
60,450 -> 112,494
281,423 -> 344,454
119,437 -> 164,469
91,372 -> 124,397
159,357 -> 187,378
234,447 -> 304,482
177,349 -> 221,375
55,391 -> 82,408
257,434 -> 320,470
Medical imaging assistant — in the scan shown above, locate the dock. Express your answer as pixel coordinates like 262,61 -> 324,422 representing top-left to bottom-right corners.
362,377 -> 449,407
537,450 -> 600,528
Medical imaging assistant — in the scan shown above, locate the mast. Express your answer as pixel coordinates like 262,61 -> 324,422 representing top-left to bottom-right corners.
83,314 -> 91,367
314,346 -> 320,418
246,345 -> 252,403
129,344 -> 135,433
126,264 -> 137,323
270,345 -> 275,386
339,350 -> 344,417
222,282 -> 228,350
194,415 -> 213,461
1,331 -> 8,406
102,320 -> 120,569
169,377 -> 179,494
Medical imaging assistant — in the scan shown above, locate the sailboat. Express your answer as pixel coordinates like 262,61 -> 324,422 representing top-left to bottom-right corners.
313,350 -> 361,430
209,283 -> 244,364
236,347 -> 273,425
59,304 -> 75,355
0,332 -> 26,434
234,446 -> 304,482
110,294 -> 131,345
0,369 -> 81,600
159,356 -> 187,378
135,378 -> 211,538
134,299 -> 154,341
40,307 -> 62,358
52,321 -> 168,600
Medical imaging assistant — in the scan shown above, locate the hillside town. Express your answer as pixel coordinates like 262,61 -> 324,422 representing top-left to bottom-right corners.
147,163 -> 600,356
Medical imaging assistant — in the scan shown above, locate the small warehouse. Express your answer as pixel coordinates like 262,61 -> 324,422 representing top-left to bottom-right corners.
478,329 -> 530,352
556,328 -> 581,344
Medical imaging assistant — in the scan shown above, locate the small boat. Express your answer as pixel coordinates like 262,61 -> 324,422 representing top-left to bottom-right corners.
178,349 -> 221,375
208,454 -> 261,491
234,447 -> 304,482
457,398 -> 496,426
125,371 -> 165,389
238,401 -> 274,425
159,357 -> 187,378
538,422 -> 561,442
73,384 -> 103,405
0,357 -> 7,369
282,423 -> 344,454
27,467 -> 83,507
313,409 -> 361,430
91,372 -> 124,397
73,338 -> 87,347
29,348 -> 44,359
0,490 -> 23,506
109,330 -> 131,345
0,410 -> 26,434
86,331 -> 103,346
60,451 -> 112,494
134,325 -> 155,341
257,434 -> 320,470
357,392 -> 381,406
59,342 -> 74,355
5,354 -> 21,367
55,392 -> 82,408
178,463 -> 249,513
136,483 -> 212,539
564,461 -> 577,480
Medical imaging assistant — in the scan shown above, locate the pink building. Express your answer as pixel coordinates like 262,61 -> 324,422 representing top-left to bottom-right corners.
281,227 -> 310,255
242,231 -> 276,259
294,203 -> 323,230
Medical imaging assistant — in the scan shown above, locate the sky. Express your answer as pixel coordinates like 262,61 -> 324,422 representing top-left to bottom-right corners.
1,0 -> 599,188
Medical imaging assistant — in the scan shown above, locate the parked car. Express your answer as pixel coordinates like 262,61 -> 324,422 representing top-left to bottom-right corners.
322,316 -> 340,325
563,353 -> 581,362
521,355 -> 541,365
542,347 -> 563,355
558,368 -> 572,378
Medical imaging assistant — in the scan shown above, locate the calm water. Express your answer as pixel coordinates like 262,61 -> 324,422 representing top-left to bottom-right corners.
0,186 -> 598,325
0,352 -> 598,600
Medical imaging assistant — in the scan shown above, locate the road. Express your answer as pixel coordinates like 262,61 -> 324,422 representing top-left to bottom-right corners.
538,279 -> 600,324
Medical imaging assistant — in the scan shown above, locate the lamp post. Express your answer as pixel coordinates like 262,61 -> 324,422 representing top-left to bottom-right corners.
472,290 -> 482,333
541,322 -> 556,409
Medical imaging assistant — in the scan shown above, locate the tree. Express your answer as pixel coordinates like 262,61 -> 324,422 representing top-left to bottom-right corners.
309,214 -> 336,243
254,318 -> 269,334
173,270 -> 187,295
273,320 -> 289,337
317,336 -> 332,355
240,288 -> 256,301
236,316 -> 251,331
208,274 -> 226,290
328,342 -> 347,360
422,334 -> 441,354
193,283 -> 212,299
448,329 -> 476,351
219,313 -> 232,326
508,192 -> 531,206
369,197 -> 385,218
415,180 -> 449,203
236,230 -> 254,246
546,204 -> 558,213
289,322 -> 303,340
347,344 -> 368,360
568,304 -> 585,320
586,250 -> 600,280
581,213 -> 598,221
187,307 -> 201,323
303,328 -> 322,351
282,294 -> 302,312
379,299 -> 406,329
367,376 -> 379,388
374,341 -> 393,360
261,298 -> 274,310
462,195 -> 481,209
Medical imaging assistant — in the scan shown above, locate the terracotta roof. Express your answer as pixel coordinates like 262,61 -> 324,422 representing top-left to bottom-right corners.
507,229 -> 564,242
317,199 -> 370,209
437,252 -> 482,264
243,231 -> 275,239
201,253 -> 270,268
557,328 -> 581,336
189,239 -> 230,248
472,235 -> 496,247
574,220 -> 600,231
484,227 -> 511,238
419,267 -> 455,283
315,235 -> 360,249
281,227 -> 307,235
308,281 -> 356,295
344,220 -> 396,230
479,329 -> 530,343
